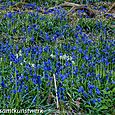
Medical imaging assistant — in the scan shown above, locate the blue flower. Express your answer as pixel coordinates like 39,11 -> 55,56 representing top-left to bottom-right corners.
1,80 -> 6,88
106,87 -> 109,91
97,98 -> 101,102
45,33 -> 50,41
91,99 -> 96,104
78,48 -> 82,53
9,53 -> 16,62
30,36 -> 35,42
73,66 -> 78,75
86,73 -> 91,78
13,28 -> 17,33
96,87 -> 100,95
60,74 -> 67,81
111,80 -> 115,84
37,75 -> 42,85
7,95 -> 10,99
72,46 -> 77,50
28,26 -> 32,33
25,86 -> 28,91
11,90 -> 17,94
83,92 -> 88,98
7,12 -> 12,18
36,7 -> 41,11
88,83 -> 95,89
78,86 -> 84,93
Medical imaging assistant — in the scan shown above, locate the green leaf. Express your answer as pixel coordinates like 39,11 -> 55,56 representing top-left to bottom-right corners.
99,105 -> 108,110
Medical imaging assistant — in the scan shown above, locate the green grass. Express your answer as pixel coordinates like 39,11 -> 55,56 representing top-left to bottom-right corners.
0,0 -> 115,114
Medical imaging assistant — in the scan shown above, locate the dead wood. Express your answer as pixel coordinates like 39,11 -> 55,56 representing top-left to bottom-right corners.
60,2 -> 96,18
10,1 -> 115,19
67,5 -> 96,18
107,2 -> 115,13
104,2 -> 115,19
60,2 -> 81,7
40,2 -> 96,18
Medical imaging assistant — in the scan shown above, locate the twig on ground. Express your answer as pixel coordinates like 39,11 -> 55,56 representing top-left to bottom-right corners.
53,74 -> 59,109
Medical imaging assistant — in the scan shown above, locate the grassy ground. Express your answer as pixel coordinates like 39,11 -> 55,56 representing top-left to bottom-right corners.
0,0 -> 115,114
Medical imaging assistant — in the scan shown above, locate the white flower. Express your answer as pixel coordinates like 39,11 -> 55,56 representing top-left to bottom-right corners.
63,54 -> 67,60
59,55 -> 63,60
19,50 -> 22,56
72,61 -> 75,65
23,60 -> 26,63
10,61 -> 12,65
31,64 -> 35,67
50,54 -> 56,58
16,54 -> 18,58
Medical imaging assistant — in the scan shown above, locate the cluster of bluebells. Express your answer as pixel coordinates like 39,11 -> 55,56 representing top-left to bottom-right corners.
1,34 -> 115,108
0,0 -> 115,110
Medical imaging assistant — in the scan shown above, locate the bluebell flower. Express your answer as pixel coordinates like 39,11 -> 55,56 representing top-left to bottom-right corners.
24,3 -> 36,10
84,55 -> 89,60
83,92 -> 88,98
7,95 -> 10,100
7,12 -> 12,18
18,75 -> 24,81
86,72 -> 91,78
1,80 -> 6,88
78,48 -> 82,53
36,6 -> 41,11
9,53 -> 16,62
88,89 -> 93,95
60,74 -> 67,81
45,33 -> 50,41
11,89 -> 17,94
75,34 -> 79,39
96,87 -> 101,95
25,86 -> 28,91
28,26 -> 32,33
97,98 -> 101,102
78,86 -> 84,93
60,87 -> 65,101
37,75 -> 42,85
12,28 -> 17,33
106,87 -> 109,91
73,66 -> 78,75
91,99 -> 96,104
88,83 -> 95,89
45,74 -> 50,80
76,25 -> 82,31
111,80 -> 115,84
0,6 -> 6,10
30,36 -> 35,42
38,46 -> 43,54
22,27 -> 26,33
106,75 -> 109,80
17,85 -> 22,92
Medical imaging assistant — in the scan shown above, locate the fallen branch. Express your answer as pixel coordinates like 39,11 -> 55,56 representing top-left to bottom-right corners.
107,2 -> 115,13
105,2 -> 115,19
46,2 -> 97,18
60,2 -> 81,7
46,2 -> 114,18
53,74 -> 59,109
10,1 -> 115,19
